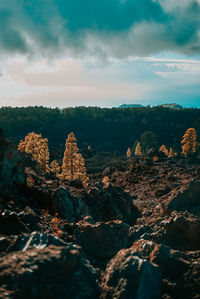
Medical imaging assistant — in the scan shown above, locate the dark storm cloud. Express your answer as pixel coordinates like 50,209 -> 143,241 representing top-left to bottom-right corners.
0,0 -> 200,57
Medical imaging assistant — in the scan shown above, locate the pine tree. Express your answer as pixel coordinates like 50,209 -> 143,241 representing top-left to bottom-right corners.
126,147 -> 131,157
61,132 -> 78,180
168,147 -> 174,158
37,138 -> 50,172
74,153 -> 88,183
18,132 -> 50,172
181,128 -> 198,156
135,142 -> 142,156
159,145 -> 168,156
140,131 -> 158,153
61,132 -> 88,183
50,160 -> 60,175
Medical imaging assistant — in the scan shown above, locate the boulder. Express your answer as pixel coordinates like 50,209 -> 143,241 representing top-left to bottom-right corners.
164,212 -> 200,249
0,212 -> 28,235
0,244 -> 100,298
0,136 -> 25,186
75,220 -> 129,260
52,187 -> 75,222
150,243 -> 190,279
52,187 -> 90,222
88,185 -> 139,225
129,239 -> 192,298
11,232 -> 67,251
102,247 -> 161,299
167,180 -> 200,211
142,212 -> 200,250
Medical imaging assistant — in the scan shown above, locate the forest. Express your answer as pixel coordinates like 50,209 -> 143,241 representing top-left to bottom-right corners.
1,106 -> 200,155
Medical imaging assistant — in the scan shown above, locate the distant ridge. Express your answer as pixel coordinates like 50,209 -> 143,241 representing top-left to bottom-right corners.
119,103 -> 184,110
157,103 -> 184,110
119,104 -> 144,108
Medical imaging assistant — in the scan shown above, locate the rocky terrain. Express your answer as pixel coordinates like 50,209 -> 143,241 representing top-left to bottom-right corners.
0,134 -> 200,298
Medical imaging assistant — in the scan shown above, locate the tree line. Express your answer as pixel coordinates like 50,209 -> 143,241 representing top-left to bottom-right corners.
1,106 -> 200,154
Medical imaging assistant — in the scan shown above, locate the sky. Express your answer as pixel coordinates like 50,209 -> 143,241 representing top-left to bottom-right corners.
0,0 -> 200,108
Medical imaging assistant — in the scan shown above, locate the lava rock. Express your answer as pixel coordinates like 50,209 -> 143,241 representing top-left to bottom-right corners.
75,219 -> 129,260
52,187 -> 75,222
0,136 -> 25,186
11,232 -> 67,251
0,213 -> 28,235
88,185 -> 139,225
164,212 -> 200,249
0,244 -> 100,298
102,247 -> 161,299
52,187 -> 90,222
167,180 -> 200,212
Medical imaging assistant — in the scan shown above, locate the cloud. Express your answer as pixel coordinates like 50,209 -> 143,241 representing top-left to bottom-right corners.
0,0 -> 200,58
0,55 -> 199,108
0,57 -> 152,107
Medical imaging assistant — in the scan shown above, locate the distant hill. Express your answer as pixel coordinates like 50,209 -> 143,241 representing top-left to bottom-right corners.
119,104 -> 144,108
157,103 -> 184,110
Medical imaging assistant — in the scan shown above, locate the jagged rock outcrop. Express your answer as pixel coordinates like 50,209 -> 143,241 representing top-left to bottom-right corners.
52,187 -> 89,222
162,212 -> 200,249
0,244 -> 100,298
75,219 -> 129,260
1,136 -> 200,299
88,185 -> 139,225
29,179 -> 139,226
11,232 -> 67,252
125,239 -> 197,299
0,136 -> 25,187
138,211 -> 200,250
167,180 -> 200,212
101,247 -> 161,299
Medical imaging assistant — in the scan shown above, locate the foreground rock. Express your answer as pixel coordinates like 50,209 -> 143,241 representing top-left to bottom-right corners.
0,136 -> 25,187
101,247 -> 161,299
167,180 -> 200,214
52,187 -> 89,222
126,239 -> 199,299
140,211 -> 200,250
11,232 -> 67,252
1,136 -> 200,299
75,219 -> 129,260
88,185 -> 139,225
0,244 -> 100,298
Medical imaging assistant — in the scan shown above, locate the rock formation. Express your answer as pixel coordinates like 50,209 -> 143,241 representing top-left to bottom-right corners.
0,134 -> 200,298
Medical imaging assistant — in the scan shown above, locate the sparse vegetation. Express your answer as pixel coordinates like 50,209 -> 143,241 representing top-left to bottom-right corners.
126,147 -> 131,157
18,132 -> 49,172
159,145 -> 168,156
181,128 -> 198,156
61,132 -> 88,183
134,142 -> 142,156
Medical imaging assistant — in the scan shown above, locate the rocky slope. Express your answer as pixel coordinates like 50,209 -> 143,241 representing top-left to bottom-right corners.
0,135 -> 200,298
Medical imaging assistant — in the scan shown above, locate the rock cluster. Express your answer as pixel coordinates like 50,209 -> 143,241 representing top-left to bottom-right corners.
0,136 -> 200,298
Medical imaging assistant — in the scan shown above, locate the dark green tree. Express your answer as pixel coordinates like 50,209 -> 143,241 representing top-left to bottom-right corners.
140,131 -> 158,153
